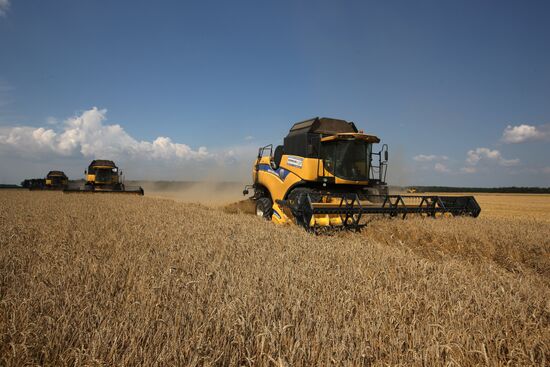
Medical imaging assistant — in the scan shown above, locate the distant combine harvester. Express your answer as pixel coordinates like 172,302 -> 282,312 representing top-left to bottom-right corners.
64,160 -> 144,195
21,171 -> 69,190
19,160 -> 144,195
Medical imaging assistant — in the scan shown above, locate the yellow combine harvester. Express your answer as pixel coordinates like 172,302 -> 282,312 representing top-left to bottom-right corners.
25,170 -> 69,190
64,160 -> 144,195
243,117 -> 480,230
44,171 -> 69,190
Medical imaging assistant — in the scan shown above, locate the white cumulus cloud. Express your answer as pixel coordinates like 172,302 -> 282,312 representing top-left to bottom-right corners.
0,107 -> 210,161
434,162 -> 450,173
460,166 -> 477,174
465,147 -> 519,167
413,154 -> 448,162
0,0 -> 10,17
502,124 -> 549,143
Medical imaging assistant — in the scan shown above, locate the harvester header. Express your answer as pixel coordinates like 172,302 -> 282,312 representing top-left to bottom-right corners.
244,117 -> 480,230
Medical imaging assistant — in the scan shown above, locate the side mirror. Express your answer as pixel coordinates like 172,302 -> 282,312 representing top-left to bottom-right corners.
120,171 -> 123,176
84,170 -> 87,175
384,150 -> 389,162
243,189 -> 249,196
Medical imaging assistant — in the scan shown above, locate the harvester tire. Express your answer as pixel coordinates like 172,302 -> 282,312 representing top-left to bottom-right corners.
256,197 -> 273,220
287,188 -> 321,207
286,188 -> 322,228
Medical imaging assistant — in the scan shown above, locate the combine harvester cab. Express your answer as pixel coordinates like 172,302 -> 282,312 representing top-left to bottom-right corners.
64,160 -> 144,195
243,117 -> 480,231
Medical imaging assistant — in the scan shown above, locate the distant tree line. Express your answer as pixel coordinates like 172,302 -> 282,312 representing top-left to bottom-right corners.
0,184 -> 22,189
408,186 -> 550,194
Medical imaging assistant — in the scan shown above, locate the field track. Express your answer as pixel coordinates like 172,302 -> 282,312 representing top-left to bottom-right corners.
1,191 -> 549,365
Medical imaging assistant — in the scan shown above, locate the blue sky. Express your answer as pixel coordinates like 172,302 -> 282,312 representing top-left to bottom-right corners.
0,0 -> 549,186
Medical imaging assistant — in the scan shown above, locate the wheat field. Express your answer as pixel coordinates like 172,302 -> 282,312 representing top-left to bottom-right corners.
1,190 -> 549,366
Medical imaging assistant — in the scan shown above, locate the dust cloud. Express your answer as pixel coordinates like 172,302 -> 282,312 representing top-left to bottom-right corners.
132,181 -> 249,207
385,145 -> 410,190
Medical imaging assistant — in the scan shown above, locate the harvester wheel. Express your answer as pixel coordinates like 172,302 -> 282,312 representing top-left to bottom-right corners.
287,188 -> 321,228
287,188 -> 321,207
256,197 -> 273,220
